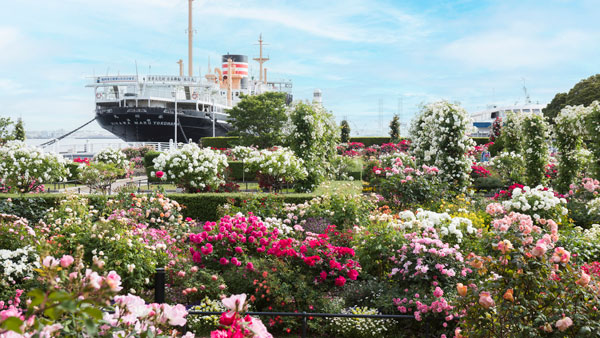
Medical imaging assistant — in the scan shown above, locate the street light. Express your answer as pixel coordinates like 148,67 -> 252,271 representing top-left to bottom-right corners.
212,99 -> 216,137
172,88 -> 178,147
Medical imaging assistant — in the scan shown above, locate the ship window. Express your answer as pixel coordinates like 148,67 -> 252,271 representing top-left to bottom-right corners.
533,109 -> 540,113
523,109 -> 531,112
513,109 -> 520,113
491,111 -> 498,119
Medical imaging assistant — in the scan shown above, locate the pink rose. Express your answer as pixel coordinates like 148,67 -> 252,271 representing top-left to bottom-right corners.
247,317 -> 273,338
60,255 -> 74,268
555,317 -> 573,332
576,272 -> 591,287
334,276 -> 346,287
105,270 -> 122,292
222,294 -> 247,312
433,287 -> 444,298
347,269 -> 358,281
478,291 -> 495,309
42,256 -> 58,268
156,171 -> 164,178
531,243 -> 547,257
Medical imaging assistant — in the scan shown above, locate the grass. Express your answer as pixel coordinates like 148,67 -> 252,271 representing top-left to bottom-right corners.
140,180 -> 363,195
314,180 -> 363,195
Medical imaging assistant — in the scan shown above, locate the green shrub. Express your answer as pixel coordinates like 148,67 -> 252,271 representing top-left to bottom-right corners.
143,150 -> 162,182
201,137 -> 240,149
0,194 -> 109,221
473,176 -> 504,192
471,137 -> 490,145
348,137 -> 391,147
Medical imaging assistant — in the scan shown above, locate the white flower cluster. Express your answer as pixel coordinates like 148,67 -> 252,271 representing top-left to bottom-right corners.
93,148 -> 131,170
329,306 -> 394,338
245,147 -> 307,183
502,186 -> 568,216
186,297 -> 226,329
502,111 -> 524,153
581,224 -> 600,241
229,145 -> 257,161
0,141 -> 69,191
262,216 -> 295,235
153,143 -> 229,190
555,104 -> 589,137
409,101 -> 475,188
587,197 -> 600,217
0,245 -> 40,283
397,209 -> 474,242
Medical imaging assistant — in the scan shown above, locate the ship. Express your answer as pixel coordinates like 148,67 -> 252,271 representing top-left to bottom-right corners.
469,85 -> 546,137
88,1 -> 292,143
470,103 -> 546,137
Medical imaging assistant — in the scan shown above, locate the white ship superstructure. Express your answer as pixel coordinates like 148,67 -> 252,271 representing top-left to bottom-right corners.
470,103 -> 546,137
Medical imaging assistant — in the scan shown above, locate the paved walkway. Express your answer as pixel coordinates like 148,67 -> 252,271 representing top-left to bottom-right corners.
59,176 -> 147,194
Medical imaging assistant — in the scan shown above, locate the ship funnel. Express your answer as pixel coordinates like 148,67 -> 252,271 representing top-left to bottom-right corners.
222,54 -> 248,89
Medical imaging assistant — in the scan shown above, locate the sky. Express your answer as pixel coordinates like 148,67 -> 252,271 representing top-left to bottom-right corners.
0,0 -> 599,136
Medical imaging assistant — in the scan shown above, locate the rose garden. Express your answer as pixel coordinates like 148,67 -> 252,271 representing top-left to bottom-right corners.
2,100 -> 600,337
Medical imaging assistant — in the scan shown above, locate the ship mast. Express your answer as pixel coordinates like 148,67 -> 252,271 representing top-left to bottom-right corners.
188,0 -> 193,77
253,34 -> 269,83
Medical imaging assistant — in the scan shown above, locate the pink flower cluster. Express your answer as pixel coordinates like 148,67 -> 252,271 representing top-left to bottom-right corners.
102,294 -> 190,336
490,212 -> 560,252
393,283 -> 455,324
372,158 -> 439,180
189,214 -> 359,288
212,294 -> 273,338
390,228 -> 467,280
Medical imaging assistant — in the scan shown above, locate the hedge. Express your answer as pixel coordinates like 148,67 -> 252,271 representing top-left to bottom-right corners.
348,137 -> 391,147
144,150 -> 162,182
228,161 -> 258,181
0,192 -> 314,223
195,136 -> 489,149
168,193 -> 314,221
201,137 -> 240,149
472,137 -> 491,145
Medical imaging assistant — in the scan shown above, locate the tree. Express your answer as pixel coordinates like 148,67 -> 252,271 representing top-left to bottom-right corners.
0,117 -> 15,144
544,74 -> 600,124
389,114 -> 400,142
340,119 -> 350,143
13,118 -> 25,141
227,92 -> 289,148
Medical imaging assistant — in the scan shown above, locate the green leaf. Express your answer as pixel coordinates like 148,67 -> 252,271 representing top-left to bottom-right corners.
28,288 -> 45,307
83,317 -> 98,335
1,317 -> 24,334
82,307 -> 104,320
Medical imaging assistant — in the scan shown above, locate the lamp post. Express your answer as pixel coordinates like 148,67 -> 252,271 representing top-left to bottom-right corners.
173,88 -> 178,147
212,99 -> 216,137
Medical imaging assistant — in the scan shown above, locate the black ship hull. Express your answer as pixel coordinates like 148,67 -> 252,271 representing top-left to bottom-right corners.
95,107 -> 230,142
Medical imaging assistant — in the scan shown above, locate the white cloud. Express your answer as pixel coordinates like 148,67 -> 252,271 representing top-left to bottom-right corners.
0,26 -> 36,63
0,79 -> 32,95
196,0 -> 424,43
440,26 -> 594,70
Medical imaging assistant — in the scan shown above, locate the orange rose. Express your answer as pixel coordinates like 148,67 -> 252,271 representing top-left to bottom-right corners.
503,288 -> 514,302
457,283 -> 468,297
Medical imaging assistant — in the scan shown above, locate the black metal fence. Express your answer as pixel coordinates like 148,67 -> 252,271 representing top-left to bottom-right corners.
153,268 -> 430,338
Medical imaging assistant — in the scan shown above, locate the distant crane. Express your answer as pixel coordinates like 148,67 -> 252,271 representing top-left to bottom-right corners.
522,78 -> 532,104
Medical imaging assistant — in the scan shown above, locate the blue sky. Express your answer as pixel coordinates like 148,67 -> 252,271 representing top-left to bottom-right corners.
0,0 -> 599,136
